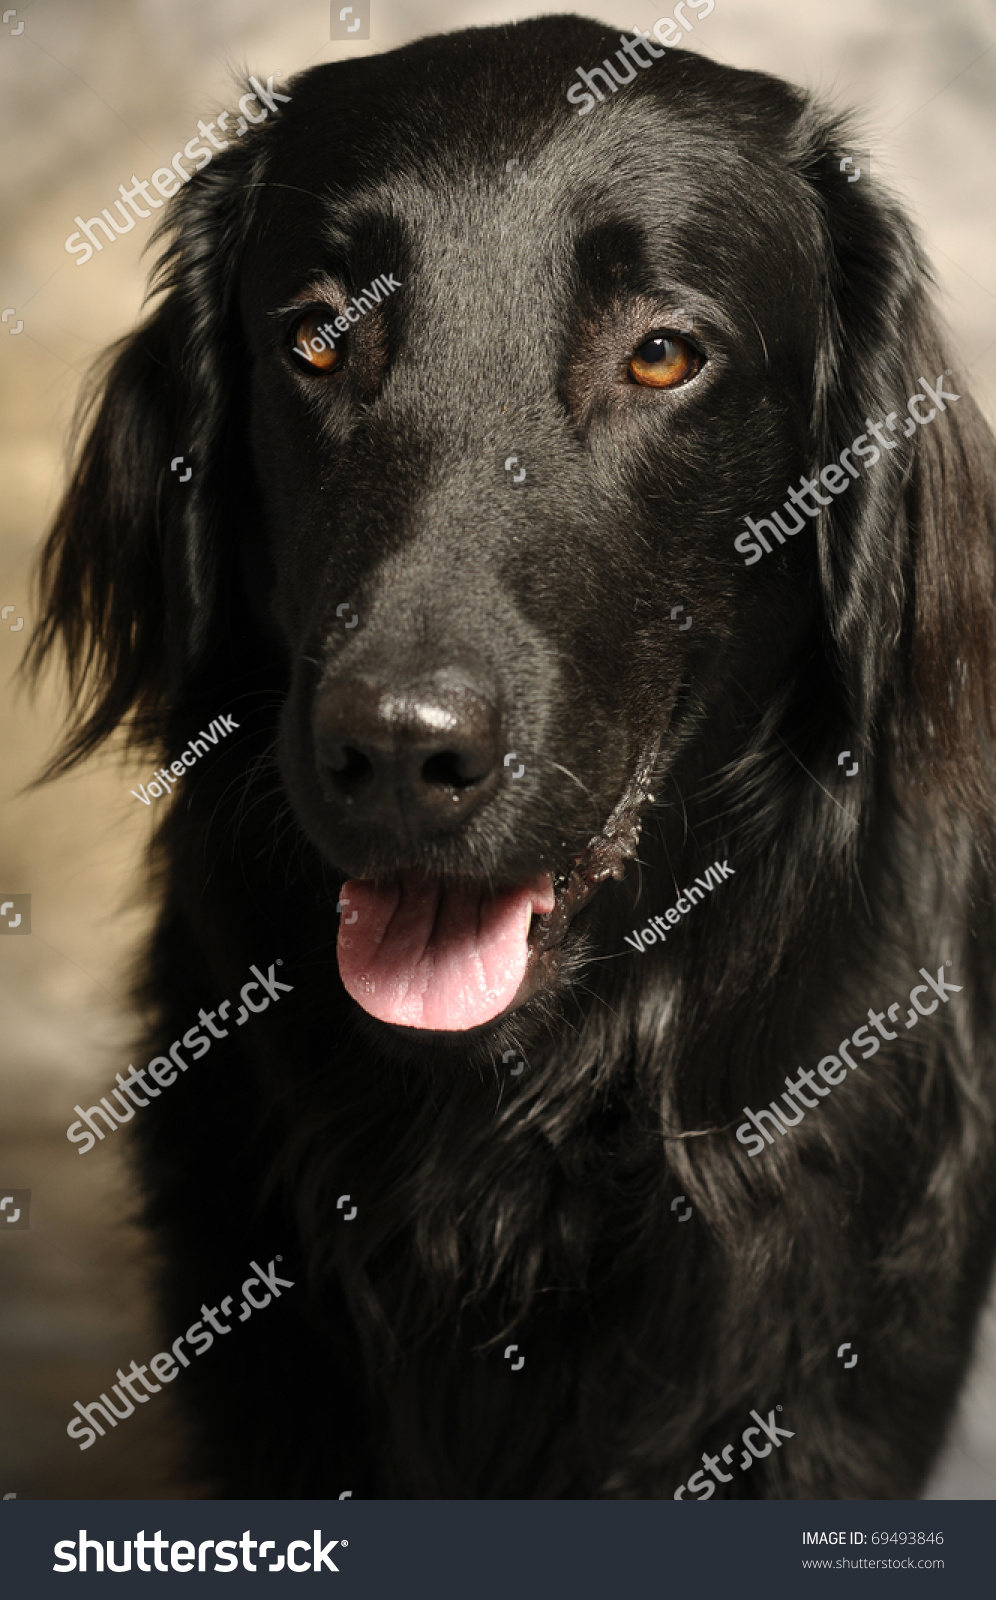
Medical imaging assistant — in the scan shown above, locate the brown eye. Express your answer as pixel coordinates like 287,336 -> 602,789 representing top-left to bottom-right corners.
290,309 -> 343,373
628,332 -> 701,389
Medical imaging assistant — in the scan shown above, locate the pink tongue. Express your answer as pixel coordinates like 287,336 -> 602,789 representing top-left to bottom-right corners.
336,872 -> 556,1031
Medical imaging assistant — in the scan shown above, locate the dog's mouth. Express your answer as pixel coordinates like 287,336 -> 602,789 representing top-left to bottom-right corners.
335,745 -> 659,1032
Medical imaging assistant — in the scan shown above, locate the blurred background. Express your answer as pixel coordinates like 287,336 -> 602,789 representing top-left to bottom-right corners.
1,0 -> 994,1499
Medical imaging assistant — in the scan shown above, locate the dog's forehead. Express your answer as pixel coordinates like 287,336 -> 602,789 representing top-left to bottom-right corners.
249,42 -> 818,311
254,134 -> 812,335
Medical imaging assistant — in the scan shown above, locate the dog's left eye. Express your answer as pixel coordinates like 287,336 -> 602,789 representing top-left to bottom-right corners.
289,309 -> 343,374
629,333 -> 702,389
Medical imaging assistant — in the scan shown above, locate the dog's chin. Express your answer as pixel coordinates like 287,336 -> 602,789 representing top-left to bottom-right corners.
333,749 -> 660,1038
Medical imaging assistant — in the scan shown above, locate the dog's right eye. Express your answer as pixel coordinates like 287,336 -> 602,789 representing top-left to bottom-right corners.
629,332 -> 701,389
289,310 -> 344,374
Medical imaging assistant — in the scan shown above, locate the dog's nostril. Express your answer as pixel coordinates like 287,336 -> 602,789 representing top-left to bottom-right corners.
323,745 -> 375,800
325,744 -> 369,778
421,749 -> 488,792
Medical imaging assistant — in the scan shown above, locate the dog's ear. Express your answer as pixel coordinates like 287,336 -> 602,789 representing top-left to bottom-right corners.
799,111 -> 996,841
26,115 -> 273,778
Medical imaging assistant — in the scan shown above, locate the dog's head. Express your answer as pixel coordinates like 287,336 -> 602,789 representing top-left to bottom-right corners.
31,17 -> 996,1043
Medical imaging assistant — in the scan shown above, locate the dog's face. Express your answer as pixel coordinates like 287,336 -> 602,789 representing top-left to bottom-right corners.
236,27 -> 829,1035
34,18 -> 995,1048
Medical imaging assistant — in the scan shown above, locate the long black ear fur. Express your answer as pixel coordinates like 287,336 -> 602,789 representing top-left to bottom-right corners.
797,106 -> 996,844
25,92 -> 275,778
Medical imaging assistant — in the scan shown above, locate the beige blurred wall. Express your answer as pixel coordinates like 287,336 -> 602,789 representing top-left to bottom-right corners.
1,0 -> 994,1499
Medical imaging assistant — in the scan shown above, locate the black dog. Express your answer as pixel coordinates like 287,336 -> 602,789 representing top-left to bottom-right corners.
30,16 -> 996,1498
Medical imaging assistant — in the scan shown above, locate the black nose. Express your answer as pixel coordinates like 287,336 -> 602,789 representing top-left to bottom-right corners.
313,670 -> 503,833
